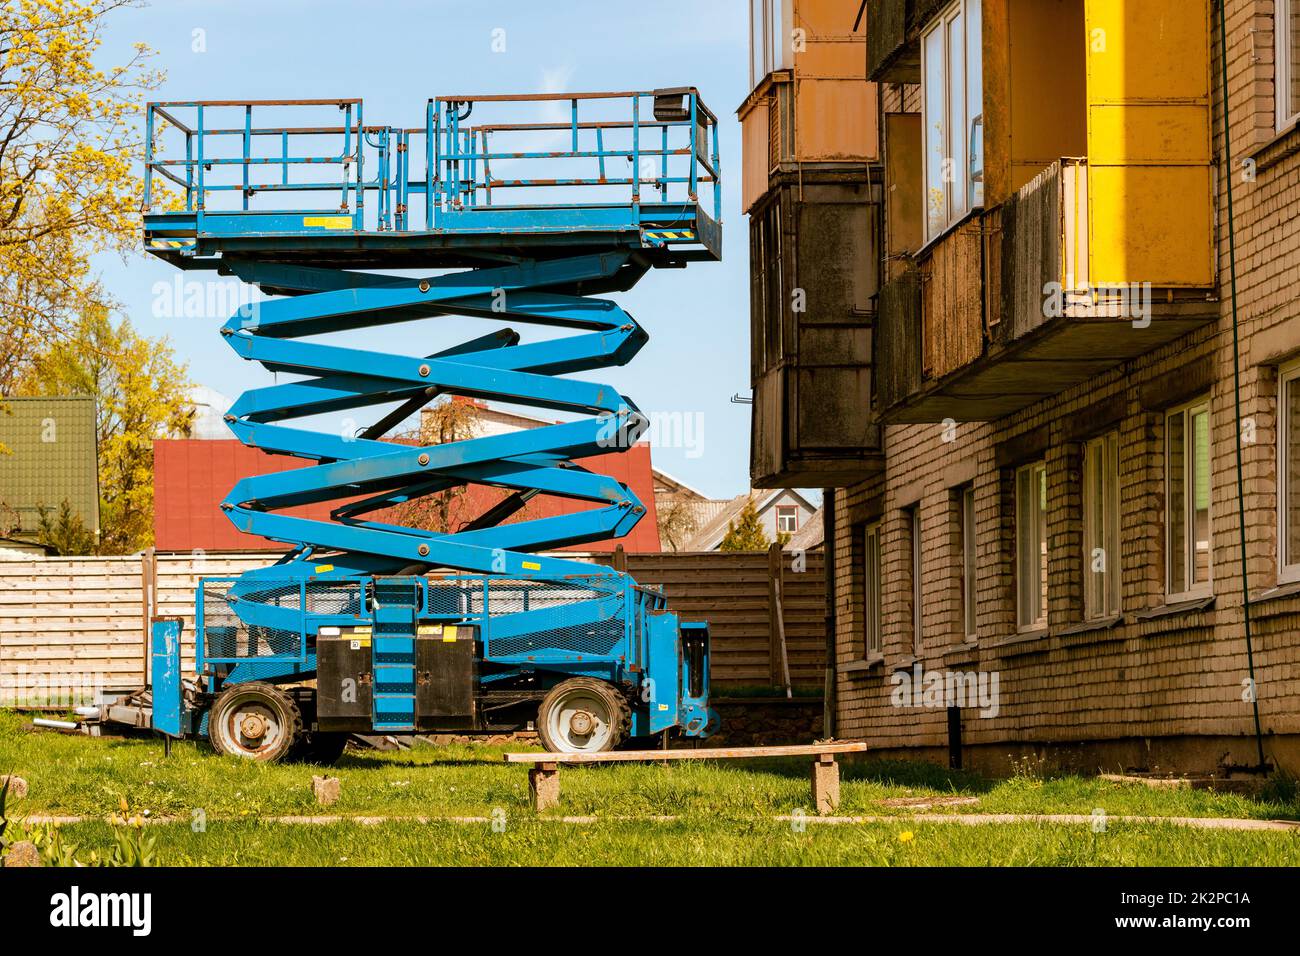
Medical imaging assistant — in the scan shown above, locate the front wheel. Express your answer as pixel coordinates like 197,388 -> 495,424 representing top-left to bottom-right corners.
207,682 -> 302,762
536,678 -> 629,754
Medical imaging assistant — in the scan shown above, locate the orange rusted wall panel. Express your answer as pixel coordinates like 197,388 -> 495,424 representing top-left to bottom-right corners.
1008,0 -> 1086,193
984,0 -> 1087,205
740,95 -> 773,214
885,111 -> 923,268
983,0 -> 1012,208
791,0 -> 879,162
795,78 -> 878,161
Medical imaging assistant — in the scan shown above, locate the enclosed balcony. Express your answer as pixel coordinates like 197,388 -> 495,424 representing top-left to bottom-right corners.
872,0 -> 1219,422
741,0 -> 885,487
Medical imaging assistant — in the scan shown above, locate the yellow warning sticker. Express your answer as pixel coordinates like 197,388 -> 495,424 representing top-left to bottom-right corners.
314,564 -> 334,573
443,626 -> 458,642
349,626 -> 372,636
303,215 -> 352,230
521,561 -> 541,571
417,625 -> 444,636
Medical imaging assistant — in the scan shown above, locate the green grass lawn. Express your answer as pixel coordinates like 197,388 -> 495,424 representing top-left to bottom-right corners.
3,711 -> 1298,865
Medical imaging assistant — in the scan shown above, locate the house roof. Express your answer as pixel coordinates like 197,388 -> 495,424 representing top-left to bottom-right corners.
682,488 -> 817,551
786,506 -> 825,550
0,535 -> 57,556
0,396 -> 99,537
650,467 -> 712,501
153,439 -> 661,554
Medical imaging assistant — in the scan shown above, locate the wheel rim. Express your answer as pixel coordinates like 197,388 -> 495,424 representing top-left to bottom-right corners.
214,691 -> 292,758
545,688 -> 615,753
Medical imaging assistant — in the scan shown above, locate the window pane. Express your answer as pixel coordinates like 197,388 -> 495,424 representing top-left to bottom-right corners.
1084,434 -> 1121,618
910,508 -> 923,653
1017,463 -> 1046,627
947,11 -> 967,221
750,0 -> 765,86
1288,376 -> 1300,566
771,0 -> 786,72
1106,432 -> 1121,613
1167,411 -> 1187,594
962,485 -> 976,637
966,0 -> 984,207
1290,0 -> 1300,120
1037,466 -> 1047,621
924,26 -> 947,239
1083,441 -> 1104,617
865,525 -> 881,653
1191,407 -> 1211,585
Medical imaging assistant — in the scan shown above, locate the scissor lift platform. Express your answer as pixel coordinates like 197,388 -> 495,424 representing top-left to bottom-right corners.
143,89 -> 720,270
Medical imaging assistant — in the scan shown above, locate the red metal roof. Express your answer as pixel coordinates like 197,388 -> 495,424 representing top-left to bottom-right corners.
153,439 -> 660,554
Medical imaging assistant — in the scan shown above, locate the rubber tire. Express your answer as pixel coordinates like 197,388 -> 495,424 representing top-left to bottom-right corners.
207,682 -> 302,763
536,677 -> 630,754
294,731 -> 350,765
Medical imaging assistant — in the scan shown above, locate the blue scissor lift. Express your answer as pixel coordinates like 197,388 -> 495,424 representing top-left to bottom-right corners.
141,90 -> 721,760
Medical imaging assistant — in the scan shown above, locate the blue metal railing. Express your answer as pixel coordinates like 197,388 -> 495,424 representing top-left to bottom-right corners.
143,89 -> 720,237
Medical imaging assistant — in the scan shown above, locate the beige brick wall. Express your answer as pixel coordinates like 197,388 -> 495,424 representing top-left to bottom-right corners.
833,3 -> 1300,770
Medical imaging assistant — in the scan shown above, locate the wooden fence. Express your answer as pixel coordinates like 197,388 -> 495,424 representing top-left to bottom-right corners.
0,547 -> 826,705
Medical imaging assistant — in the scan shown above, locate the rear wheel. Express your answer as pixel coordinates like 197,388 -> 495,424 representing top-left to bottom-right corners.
536,678 -> 629,754
207,682 -> 302,762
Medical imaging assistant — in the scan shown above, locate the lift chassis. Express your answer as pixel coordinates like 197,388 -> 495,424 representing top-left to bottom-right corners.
135,89 -> 723,759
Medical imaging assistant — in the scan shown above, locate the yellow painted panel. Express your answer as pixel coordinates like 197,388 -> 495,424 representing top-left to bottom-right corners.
795,77 -> 878,162
1088,165 -> 1213,287
1087,104 -> 1211,164
1084,0 -> 1212,289
1084,0 -> 1210,104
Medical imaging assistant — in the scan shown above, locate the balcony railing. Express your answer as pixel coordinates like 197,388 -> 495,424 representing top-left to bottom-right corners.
876,158 -> 1218,422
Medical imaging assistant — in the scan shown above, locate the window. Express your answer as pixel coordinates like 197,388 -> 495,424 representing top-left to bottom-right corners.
1083,432 -> 1121,619
749,0 -> 792,88
958,484 -> 977,640
906,505 -> 923,654
775,504 -> 798,534
1166,398 -> 1212,599
921,0 -> 983,242
1015,461 -> 1047,629
864,522 -> 882,655
1280,363 -> 1300,582
1278,0 -> 1300,131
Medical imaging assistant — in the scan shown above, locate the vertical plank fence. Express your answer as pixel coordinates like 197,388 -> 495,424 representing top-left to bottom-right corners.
0,547 -> 825,706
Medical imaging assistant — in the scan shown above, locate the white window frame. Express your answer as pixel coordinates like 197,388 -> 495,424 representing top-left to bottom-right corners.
1015,461 -> 1047,630
1082,431 -> 1122,620
775,504 -> 798,534
959,483 -> 977,641
1278,0 -> 1300,132
920,0 -> 983,244
864,522 -> 883,656
748,0 -> 793,89
1279,362 -> 1300,583
1165,397 -> 1213,601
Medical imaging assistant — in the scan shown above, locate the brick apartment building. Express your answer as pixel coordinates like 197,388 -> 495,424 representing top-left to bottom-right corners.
742,0 -> 1300,773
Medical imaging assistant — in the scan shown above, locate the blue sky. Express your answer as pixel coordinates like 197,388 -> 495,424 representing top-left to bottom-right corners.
94,0 -> 758,499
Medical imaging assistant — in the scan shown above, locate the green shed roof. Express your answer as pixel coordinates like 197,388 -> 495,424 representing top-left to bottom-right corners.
0,397 -> 99,538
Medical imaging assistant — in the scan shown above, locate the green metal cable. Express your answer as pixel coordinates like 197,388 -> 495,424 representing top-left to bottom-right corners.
1216,0 -> 1266,768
